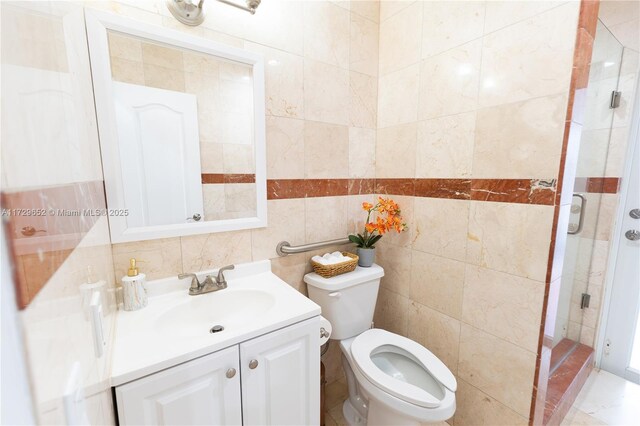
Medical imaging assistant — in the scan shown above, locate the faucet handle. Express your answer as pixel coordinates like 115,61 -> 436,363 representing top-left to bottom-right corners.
178,273 -> 201,291
216,265 -> 235,286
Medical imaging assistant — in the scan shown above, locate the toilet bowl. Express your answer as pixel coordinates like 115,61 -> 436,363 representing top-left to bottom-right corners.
344,329 -> 456,425
304,264 -> 456,425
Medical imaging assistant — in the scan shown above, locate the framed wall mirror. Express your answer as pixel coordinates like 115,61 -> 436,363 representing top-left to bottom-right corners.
85,11 -> 266,243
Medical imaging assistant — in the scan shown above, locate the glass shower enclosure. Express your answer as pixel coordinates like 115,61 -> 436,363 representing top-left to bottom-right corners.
551,20 -> 627,371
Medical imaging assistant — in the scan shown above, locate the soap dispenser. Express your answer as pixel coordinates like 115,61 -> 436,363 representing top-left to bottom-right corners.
121,258 -> 147,311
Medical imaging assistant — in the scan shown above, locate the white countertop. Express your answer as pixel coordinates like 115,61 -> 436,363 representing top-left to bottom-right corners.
111,260 -> 320,386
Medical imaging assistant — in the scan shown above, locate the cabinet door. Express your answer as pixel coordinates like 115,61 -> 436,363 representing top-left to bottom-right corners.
115,346 -> 241,425
240,318 -> 320,426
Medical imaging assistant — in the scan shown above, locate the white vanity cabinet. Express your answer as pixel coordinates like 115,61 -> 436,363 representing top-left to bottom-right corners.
115,346 -> 242,425
240,318 -> 320,425
114,318 -> 320,426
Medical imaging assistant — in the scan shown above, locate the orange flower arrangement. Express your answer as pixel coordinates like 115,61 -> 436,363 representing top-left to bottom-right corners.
349,197 -> 407,248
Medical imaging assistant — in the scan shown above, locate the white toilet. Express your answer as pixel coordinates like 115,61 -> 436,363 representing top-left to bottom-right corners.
305,264 -> 456,426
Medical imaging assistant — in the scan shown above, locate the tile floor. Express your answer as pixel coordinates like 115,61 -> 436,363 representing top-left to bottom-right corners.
561,369 -> 640,425
323,377 -> 448,426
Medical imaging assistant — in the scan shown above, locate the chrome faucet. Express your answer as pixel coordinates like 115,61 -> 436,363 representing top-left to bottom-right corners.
178,264 -> 235,296
215,265 -> 235,289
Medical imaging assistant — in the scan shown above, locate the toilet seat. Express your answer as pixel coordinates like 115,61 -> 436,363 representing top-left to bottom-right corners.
350,329 -> 457,409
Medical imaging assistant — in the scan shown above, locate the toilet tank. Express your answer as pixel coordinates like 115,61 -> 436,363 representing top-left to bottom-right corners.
304,264 -> 384,340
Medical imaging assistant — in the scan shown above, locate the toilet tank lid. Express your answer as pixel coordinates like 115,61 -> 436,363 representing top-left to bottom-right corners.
304,264 -> 384,290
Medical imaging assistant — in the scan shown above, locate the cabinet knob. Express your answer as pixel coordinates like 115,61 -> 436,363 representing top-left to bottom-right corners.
226,368 -> 236,378
249,359 -> 259,369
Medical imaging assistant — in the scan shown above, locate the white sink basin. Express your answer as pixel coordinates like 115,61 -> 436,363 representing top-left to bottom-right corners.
112,260 -> 321,386
155,289 -> 276,339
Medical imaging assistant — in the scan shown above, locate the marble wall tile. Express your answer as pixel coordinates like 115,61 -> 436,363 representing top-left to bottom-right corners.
350,11 -> 379,77
373,287 -> 409,336
142,63 -> 185,91
416,112 -> 475,178
346,193 -> 373,235
304,121 -> 349,179
141,42 -> 183,70
199,142 -> 224,174
182,52 -> 222,76
224,183 -> 256,213
483,1 -> 564,34
202,184 -> 226,220
251,199 -> 305,260
408,301 -> 461,373
349,71 -> 377,128
376,243 -> 412,297
110,57 -> 144,85
412,197 -> 469,262
378,1 -> 422,75
245,42 -> 304,119
304,59 -> 350,125
582,193 -> 617,241
377,64 -> 419,128
375,123 -> 417,178
270,253 -> 308,295
466,201 -> 554,281
409,250 -> 465,320
462,265 -> 545,352
478,2 -> 579,108
350,0 -> 379,23
112,237 -> 182,281
454,380 -> 529,426
223,144 -> 254,174
421,1 -> 485,59
348,127 -> 376,179
108,32 -> 142,62
418,40 -> 481,120
379,0 -> 416,22
266,116 -> 305,179
458,324 -> 537,417
473,94 -> 568,179
305,196 -> 348,243
303,1 -> 350,69
605,127 -> 630,177
575,129 -> 610,178
180,230 -> 252,272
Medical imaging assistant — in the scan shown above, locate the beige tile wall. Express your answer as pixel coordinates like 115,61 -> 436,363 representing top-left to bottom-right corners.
98,0 -> 380,387
372,1 -> 580,423
83,1 -> 589,424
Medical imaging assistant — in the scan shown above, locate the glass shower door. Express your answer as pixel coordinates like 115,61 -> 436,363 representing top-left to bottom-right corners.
551,21 -> 624,371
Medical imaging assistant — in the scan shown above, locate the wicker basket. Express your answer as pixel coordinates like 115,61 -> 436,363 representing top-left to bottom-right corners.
311,252 -> 359,278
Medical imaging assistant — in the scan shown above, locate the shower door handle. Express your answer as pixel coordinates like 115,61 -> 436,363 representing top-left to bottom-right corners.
568,194 -> 586,235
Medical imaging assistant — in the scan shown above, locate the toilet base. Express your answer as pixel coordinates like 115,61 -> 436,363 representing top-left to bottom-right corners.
365,399 -> 420,426
343,399 -> 366,426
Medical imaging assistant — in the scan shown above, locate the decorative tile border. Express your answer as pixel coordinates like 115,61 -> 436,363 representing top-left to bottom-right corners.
2,180 -> 107,308
532,1 -> 601,424
471,179 -> 557,204
544,343 -> 594,425
267,178 -> 558,205
201,173 -> 256,184
574,177 -> 620,194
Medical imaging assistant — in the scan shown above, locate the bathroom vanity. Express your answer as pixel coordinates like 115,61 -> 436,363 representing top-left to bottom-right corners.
111,261 -> 321,425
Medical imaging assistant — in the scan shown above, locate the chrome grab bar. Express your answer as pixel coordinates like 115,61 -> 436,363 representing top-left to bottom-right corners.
568,193 -> 587,235
276,238 -> 352,256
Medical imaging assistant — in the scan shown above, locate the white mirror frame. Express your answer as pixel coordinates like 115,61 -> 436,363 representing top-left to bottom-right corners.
85,10 -> 267,243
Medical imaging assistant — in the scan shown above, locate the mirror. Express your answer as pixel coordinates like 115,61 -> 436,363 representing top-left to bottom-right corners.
86,11 -> 266,243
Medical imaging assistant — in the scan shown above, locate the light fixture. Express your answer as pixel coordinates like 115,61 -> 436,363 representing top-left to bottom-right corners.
166,0 -> 261,26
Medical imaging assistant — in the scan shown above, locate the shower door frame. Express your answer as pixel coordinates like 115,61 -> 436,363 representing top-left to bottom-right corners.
595,70 -> 640,378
